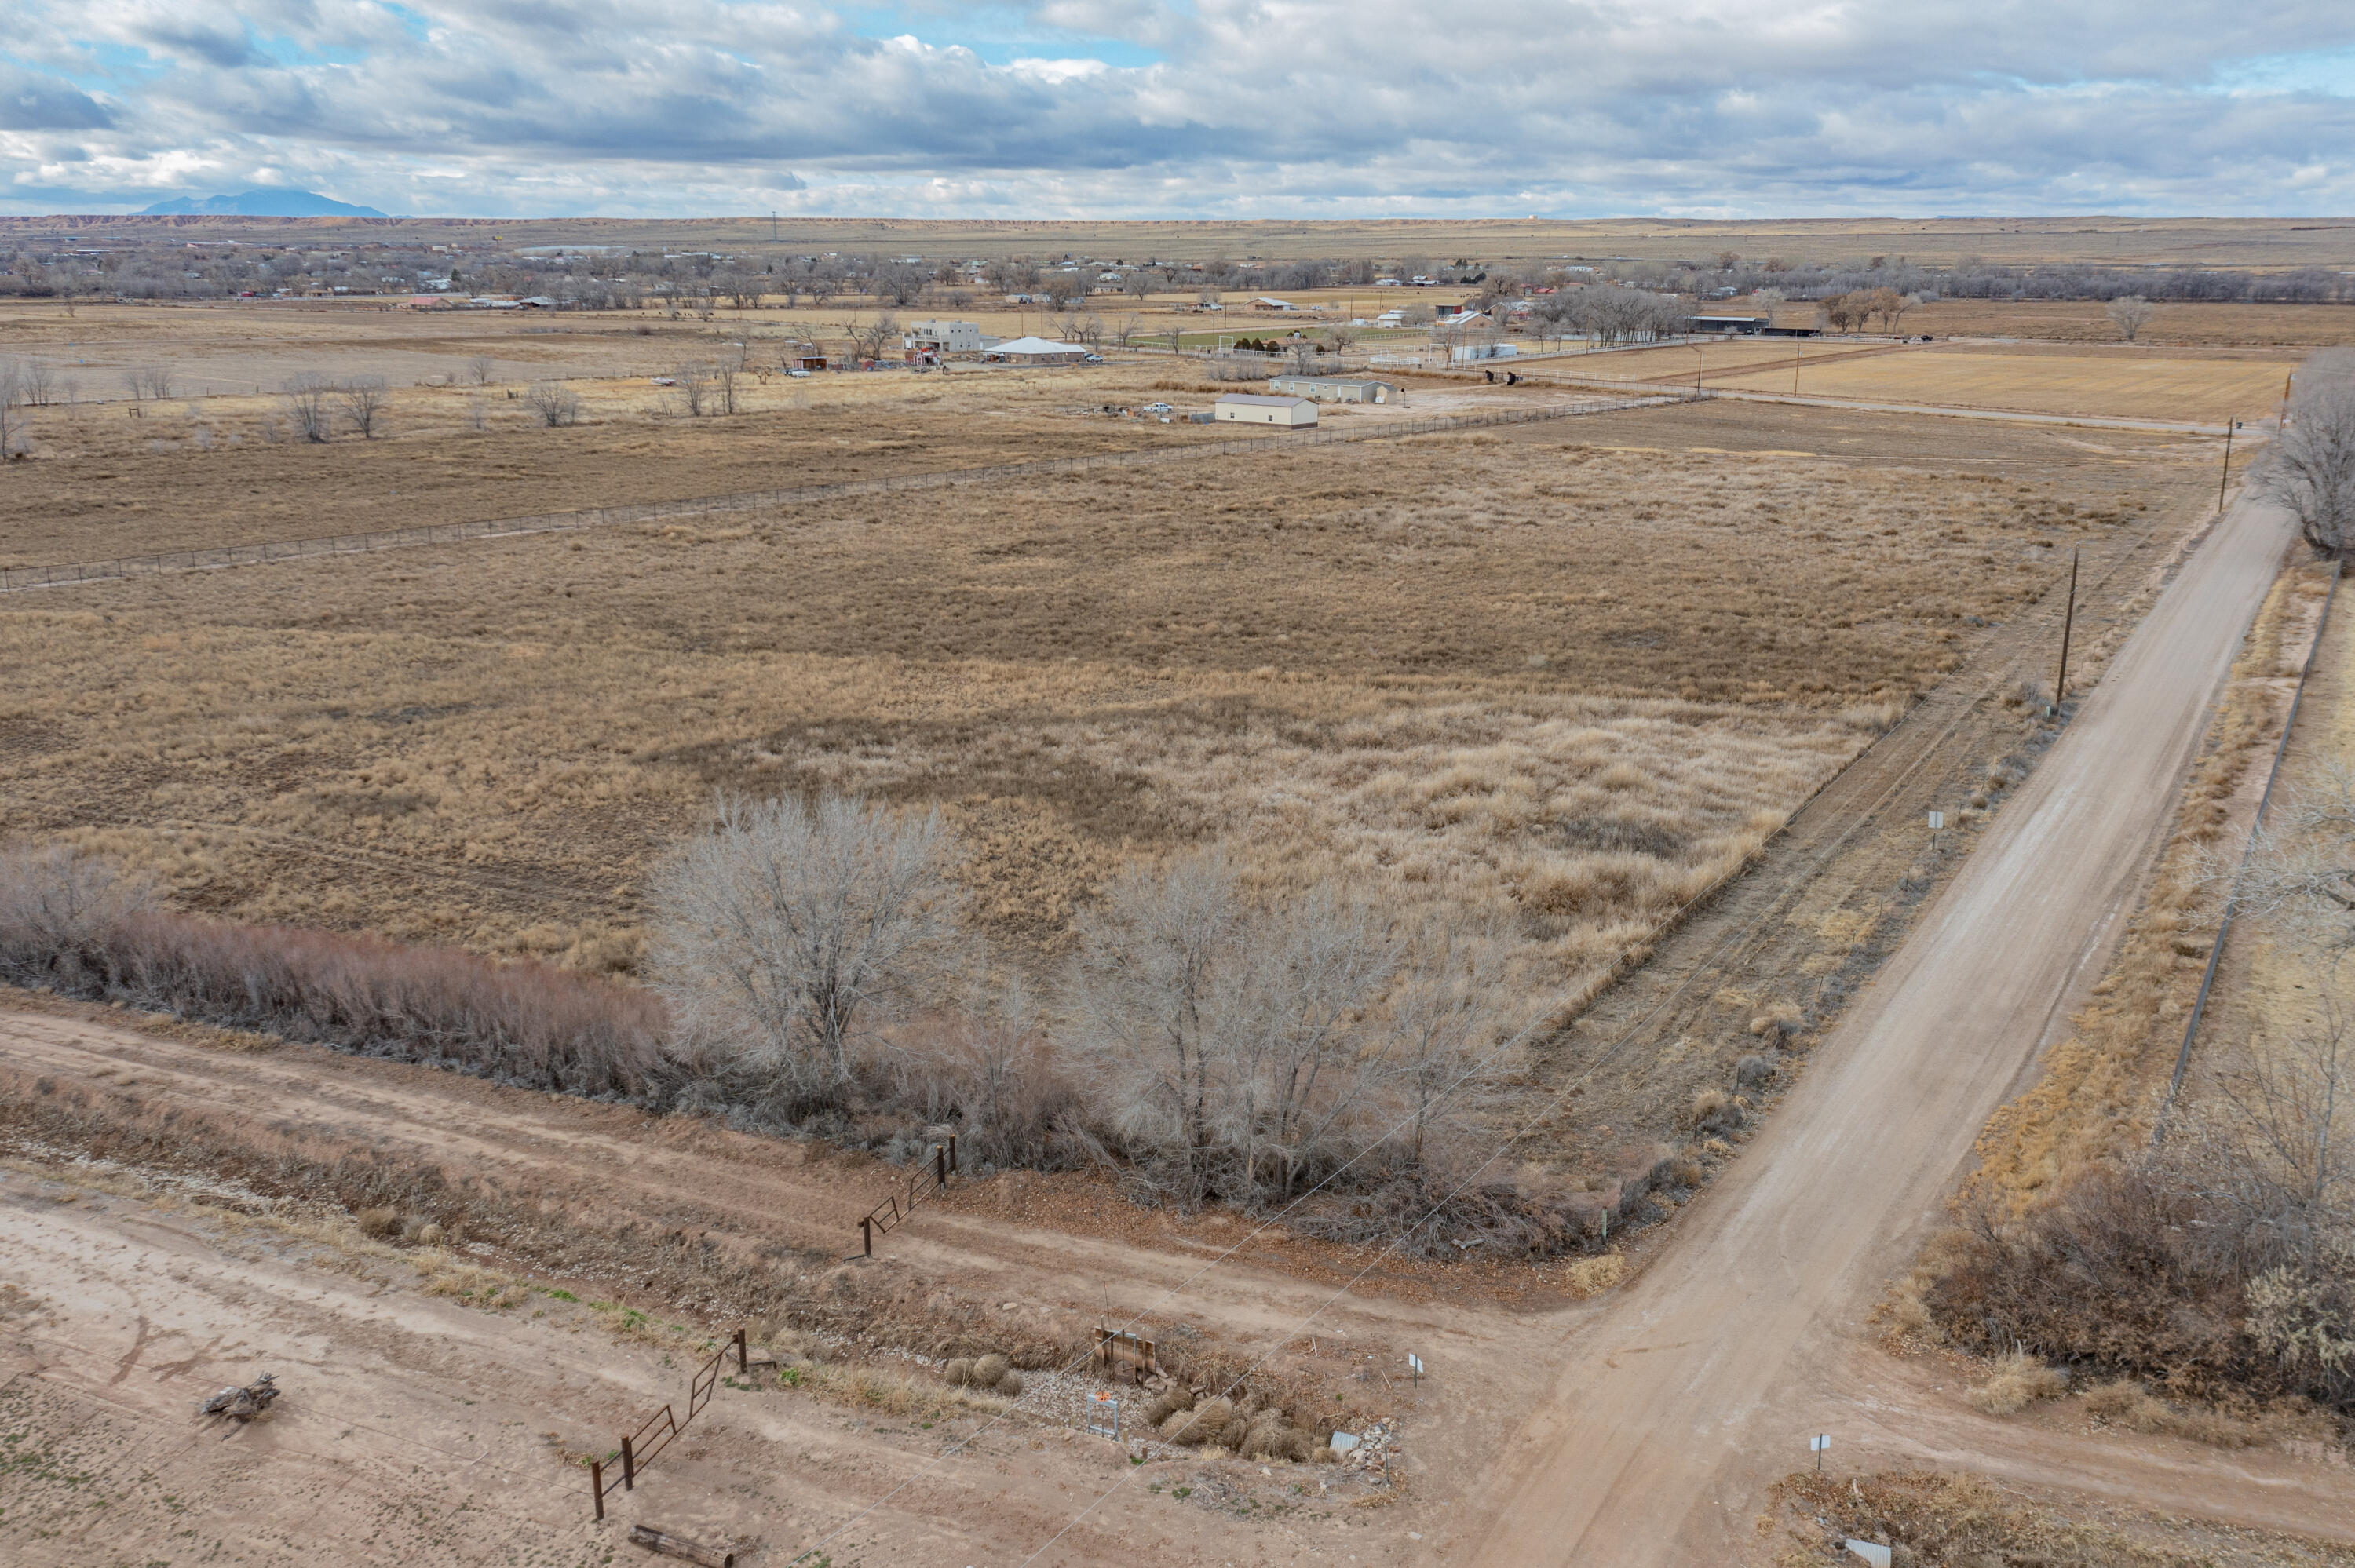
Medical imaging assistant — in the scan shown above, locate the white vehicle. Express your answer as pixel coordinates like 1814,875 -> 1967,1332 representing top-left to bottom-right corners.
1083,352 -> 1105,363
1142,401 -> 1172,413
786,368 -> 812,378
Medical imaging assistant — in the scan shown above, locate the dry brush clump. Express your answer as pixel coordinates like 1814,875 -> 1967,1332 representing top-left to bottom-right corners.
1922,1019 -> 2355,1418
1765,1469 -> 2352,1568
0,843 -> 668,1097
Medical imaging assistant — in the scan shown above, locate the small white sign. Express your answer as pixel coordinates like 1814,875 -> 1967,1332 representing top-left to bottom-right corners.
1810,1434 -> 1831,1453
1846,1542 -> 1893,1568
1407,1353 -> 1424,1377
1926,811 -> 1945,833
1329,1431 -> 1361,1453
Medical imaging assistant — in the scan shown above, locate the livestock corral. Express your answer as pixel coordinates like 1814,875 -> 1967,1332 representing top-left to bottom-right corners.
5,269 -> 2353,1567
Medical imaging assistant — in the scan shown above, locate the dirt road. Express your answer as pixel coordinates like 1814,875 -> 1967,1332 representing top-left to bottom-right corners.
1459,491 -> 2311,1566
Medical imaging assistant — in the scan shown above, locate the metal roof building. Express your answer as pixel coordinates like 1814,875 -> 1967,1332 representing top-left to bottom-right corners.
1213,393 -> 1318,428
1268,375 -> 1397,404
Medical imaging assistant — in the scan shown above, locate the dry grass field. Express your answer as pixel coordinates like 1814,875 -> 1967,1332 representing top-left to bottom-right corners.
1547,337 -> 2297,423
1714,345 -> 2296,423
0,365 -> 2196,1010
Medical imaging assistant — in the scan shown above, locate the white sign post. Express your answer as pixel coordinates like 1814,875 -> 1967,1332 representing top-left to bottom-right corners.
1926,809 -> 1945,852
1406,1353 -> 1424,1383
1810,1433 -> 1830,1473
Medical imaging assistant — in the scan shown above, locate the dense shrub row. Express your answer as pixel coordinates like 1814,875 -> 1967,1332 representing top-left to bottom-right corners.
2,839 -> 1645,1259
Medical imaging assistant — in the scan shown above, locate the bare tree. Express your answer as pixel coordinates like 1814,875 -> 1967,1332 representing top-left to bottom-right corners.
284,374 -> 334,442
1380,919 -> 1514,1169
9,358 -> 59,406
875,263 -> 926,308
122,365 -> 174,401
1068,853 -> 1405,1209
1123,269 -> 1159,304
338,375 -> 390,439
2106,296 -> 2156,343
713,345 -> 746,414
2255,357 -> 2355,556
674,363 -> 712,417
1068,851 -> 1245,1209
466,353 -> 497,385
850,312 -> 900,363
0,359 -> 31,459
648,792 -> 966,1096
0,843 -> 155,988
464,392 -> 489,432
524,381 -> 582,426
2237,761 -> 2355,947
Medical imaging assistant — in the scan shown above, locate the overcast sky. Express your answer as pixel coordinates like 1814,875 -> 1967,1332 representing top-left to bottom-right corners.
4,0 -> 2353,218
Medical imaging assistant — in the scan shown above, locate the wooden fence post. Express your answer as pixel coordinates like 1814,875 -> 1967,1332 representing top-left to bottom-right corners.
591,1460 -> 605,1521
935,1143 -> 947,1192
861,1216 -> 873,1258
622,1434 -> 636,1490
734,1328 -> 747,1375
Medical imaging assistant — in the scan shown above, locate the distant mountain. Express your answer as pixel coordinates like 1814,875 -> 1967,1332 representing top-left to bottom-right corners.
139,190 -> 388,218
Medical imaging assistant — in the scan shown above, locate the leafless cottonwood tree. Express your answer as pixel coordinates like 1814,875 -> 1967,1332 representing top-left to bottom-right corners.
1068,852 -> 1412,1209
523,381 -> 582,426
7,357 -> 59,406
2106,296 -> 2156,342
283,374 -> 334,442
466,353 -> 496,386
1382,917 -> 1516,1170
673,363 -> 713,417
850,312 -> 900,363
713,347 -> 745,414
2255,357 -> 2355,556
122,365 -> 173,401
648,792 -> 966,1096
338,376 -> 389,438
0,362 -> 31,460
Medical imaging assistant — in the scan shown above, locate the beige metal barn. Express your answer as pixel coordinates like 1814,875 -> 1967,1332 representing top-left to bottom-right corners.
1213,393 -> 1318,428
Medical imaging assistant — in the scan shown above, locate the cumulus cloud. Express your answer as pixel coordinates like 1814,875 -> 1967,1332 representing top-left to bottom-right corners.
1,0 -> 2351,215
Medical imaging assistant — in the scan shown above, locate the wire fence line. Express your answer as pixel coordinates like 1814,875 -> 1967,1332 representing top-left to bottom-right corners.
0,395 -> 1675,596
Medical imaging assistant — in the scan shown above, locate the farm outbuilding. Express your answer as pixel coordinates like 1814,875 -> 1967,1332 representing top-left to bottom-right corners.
982,336 -> 1088,364
1214,394 -> 1318,428
1268,375 -> 1396,404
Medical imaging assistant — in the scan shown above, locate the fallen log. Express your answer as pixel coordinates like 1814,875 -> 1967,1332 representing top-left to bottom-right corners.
626,1523 -> 735,1567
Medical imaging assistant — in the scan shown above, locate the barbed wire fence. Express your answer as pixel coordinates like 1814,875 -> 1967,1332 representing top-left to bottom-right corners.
1,395 -> 1678,596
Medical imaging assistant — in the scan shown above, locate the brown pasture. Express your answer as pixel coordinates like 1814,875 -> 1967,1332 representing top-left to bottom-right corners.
1,387 -> 2200,1012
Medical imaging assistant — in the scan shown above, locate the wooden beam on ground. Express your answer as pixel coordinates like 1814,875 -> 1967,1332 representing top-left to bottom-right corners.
626,1522 -> 736,1567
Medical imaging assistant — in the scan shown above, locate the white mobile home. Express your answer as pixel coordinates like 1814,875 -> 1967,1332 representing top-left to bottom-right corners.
1268,375 -> 1396,404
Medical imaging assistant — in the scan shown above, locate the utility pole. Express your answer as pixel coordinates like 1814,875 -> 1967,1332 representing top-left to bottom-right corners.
2218,421 -> 2234,513
2053,545 -> 2079,715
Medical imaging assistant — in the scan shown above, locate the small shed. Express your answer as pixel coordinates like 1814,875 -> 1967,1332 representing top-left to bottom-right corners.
1214,393 -> 1317,428
1269,375 -> 1396,404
